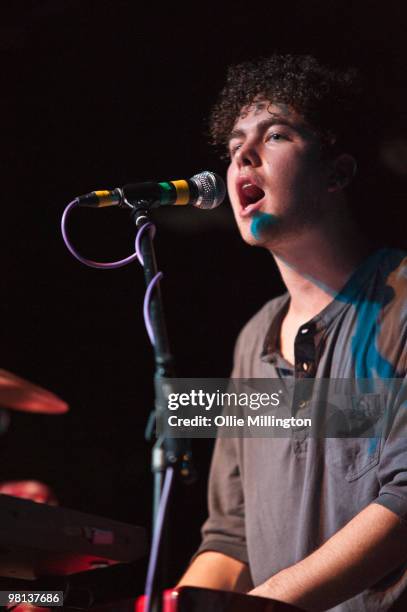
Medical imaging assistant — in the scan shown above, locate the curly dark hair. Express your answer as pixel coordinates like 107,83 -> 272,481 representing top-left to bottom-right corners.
210,55 -> 368,161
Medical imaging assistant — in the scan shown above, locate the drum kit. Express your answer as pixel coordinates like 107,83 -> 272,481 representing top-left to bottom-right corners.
0,368 -> 68,504
0,369 -> 66,610
0,369 -> 68,416
0,368 -> 68,503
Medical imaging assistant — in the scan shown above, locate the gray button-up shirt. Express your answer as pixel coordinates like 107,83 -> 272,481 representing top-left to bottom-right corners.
198,249 -> 407,611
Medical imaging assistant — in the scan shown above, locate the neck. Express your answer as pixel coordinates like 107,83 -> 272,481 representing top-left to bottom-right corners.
270,215 -> 370,320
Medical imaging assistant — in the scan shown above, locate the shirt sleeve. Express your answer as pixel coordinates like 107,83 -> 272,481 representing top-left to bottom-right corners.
194,328 -> 249,563
195,435 -> 249,563
374,379 -> 407,524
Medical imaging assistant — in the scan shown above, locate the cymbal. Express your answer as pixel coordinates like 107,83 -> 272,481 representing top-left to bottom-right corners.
0,480 -> 58,505
0,369 -> 68,414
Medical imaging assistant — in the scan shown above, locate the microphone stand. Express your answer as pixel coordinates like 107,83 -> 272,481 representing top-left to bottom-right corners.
131,205 -> 195,612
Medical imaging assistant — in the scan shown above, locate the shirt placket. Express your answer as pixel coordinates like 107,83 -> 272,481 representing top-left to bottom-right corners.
291,322 -> 317,455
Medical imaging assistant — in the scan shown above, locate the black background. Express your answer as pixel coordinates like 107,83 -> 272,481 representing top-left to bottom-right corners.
1,0 -> 406,589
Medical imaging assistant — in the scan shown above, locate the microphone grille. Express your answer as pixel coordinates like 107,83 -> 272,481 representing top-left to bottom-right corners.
191,171 -> 226,210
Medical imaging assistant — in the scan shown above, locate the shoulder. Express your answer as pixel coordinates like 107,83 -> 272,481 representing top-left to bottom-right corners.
375,250 -> 407,375
378,249 -> 407,321
378,249 -> 406,286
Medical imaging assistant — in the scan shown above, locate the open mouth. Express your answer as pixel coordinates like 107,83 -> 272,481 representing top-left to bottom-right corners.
238,182 -> 266,209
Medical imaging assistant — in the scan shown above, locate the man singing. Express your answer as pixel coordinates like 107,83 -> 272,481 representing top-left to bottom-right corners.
178,55 -> 407,611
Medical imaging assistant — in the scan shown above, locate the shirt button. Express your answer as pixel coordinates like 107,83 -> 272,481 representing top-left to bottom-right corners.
299,400 -> 308,408
301,328 -> 309,334
302,362 -> 309,371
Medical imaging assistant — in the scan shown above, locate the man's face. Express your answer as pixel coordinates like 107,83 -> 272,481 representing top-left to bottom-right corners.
226,100 -> 330,248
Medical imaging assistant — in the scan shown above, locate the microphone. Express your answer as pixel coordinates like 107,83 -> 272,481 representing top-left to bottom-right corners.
77,171 -> 226,211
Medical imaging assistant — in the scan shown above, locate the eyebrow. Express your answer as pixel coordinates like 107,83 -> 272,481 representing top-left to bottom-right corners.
228,115 -> 307,143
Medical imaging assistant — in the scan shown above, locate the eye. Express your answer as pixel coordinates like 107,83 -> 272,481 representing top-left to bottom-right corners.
265,131 -> 285,143
229,142 -> 242,157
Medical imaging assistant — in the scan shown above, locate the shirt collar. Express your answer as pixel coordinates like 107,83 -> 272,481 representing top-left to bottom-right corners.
260,249 -> 390,363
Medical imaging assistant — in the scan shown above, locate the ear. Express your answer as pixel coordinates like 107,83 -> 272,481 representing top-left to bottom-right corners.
327,154 -> 357,192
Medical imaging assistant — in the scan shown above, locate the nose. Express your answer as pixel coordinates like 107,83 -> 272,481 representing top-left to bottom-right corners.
235,140 -> 261,168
